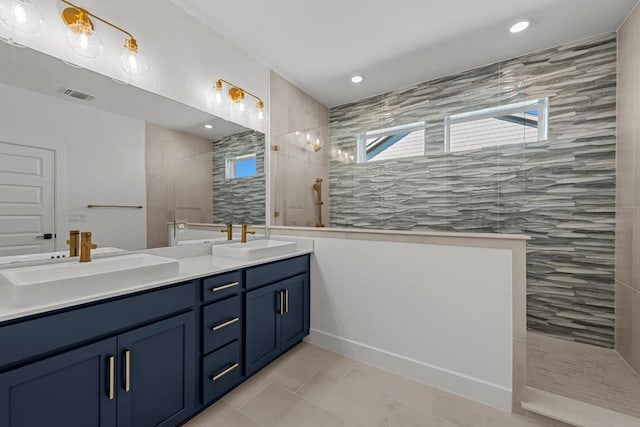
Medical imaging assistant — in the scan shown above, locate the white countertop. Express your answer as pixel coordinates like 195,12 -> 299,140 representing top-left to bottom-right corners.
0,242 -> 312,324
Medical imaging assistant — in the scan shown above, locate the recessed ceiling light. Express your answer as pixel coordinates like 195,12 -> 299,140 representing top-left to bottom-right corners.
351,75 -> 364,84
204,124 -> 213,129
510,20 -> 530,33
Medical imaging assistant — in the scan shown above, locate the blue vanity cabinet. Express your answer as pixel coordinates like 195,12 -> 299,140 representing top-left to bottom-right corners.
117,312 -> 195,427
280,273 -> 310,352
245,256 -> 310,376
0,337 -> 117,427
245,281 -> 283,375
0,281 -> 197,427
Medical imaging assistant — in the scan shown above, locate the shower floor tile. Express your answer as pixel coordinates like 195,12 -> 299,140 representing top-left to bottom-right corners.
527,332 -> 640,418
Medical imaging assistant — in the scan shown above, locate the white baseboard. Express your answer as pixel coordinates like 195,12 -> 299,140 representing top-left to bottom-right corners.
305,328 -> 512,412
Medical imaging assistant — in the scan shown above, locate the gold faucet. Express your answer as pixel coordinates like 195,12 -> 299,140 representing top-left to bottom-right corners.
241,224 -> 255,243
80,232 -> 98,263
220,223 -> 233,241
66,230 -> 80,257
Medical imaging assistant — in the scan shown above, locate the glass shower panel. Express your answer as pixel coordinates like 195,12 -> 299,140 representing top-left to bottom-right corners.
273,126 -> 330,228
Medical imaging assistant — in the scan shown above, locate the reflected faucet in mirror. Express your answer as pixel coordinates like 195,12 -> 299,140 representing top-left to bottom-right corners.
80,232 -> 98,263
66,230 -> 80,257
313,178 -> 325,228
220,223 -> 233,241
241,224 -> 255,243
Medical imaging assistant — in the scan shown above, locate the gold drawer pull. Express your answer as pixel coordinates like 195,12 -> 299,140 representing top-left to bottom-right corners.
211,281 -> 239,292
108,355 -> 115,400
211,363 -> 239,381
285,289 -> 289,313
212,317 -> 240,331
124,350 -> 131,392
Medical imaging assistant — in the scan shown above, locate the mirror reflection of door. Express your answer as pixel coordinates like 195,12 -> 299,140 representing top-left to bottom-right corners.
0,142 -> 55,255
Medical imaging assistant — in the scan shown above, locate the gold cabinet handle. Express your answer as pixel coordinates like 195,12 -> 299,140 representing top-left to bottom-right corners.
212,317 -> 240,331
211,282 -> 239,292
124,350 -> 131,392
279,291 -> 284,315
108,355 -> 115,400
211,363 -> 239,381
285,289 -> 289,313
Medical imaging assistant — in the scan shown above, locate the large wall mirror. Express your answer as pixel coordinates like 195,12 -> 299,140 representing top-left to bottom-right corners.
0,42 -> 265,261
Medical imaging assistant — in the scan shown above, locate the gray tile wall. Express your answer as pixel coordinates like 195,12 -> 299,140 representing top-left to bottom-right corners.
212,130 -> 266,225
328,33 -> 617,347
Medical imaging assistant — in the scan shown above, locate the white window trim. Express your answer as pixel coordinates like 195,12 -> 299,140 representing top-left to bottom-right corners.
356,121 -> 426,163
225,153 -> 257,179
444,98 -> 548,153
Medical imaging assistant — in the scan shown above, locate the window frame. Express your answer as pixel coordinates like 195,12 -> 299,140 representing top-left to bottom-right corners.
225,153 -> 257,179
356,121 -> 427,164
443,98 -> 548,153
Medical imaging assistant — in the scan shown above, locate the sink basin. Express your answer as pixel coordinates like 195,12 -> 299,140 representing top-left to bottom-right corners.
212,240 -> 297,260
0,253 -> 179,306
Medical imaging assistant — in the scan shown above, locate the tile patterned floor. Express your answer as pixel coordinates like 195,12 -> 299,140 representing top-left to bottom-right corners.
187,342 -> 547,427
527,333 -> 640,419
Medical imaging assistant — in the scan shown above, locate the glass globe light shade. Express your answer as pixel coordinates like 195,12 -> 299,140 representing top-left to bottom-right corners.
0,0 -> 43,35
66,27 -> 102,58
120,47 -> 148,76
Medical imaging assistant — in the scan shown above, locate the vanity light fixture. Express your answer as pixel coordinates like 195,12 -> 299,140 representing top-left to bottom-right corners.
351,75 -> 364,84
509,20 -> 530,33
60,0 -> 147,75
0,0 -> 43,36
210,79 -> 266,123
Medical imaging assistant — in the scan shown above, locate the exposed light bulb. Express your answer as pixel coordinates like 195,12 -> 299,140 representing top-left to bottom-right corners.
0,0 -> 43,35
238,99 -> 245,113
13,3 -> 25,23
214,90 -> 222,104
80,33 -> 88,50
66,27 -> 102,58
257,109 -> 264,121
120,47 -> 148,76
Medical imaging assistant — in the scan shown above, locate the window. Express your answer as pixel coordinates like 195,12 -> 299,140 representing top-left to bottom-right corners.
357,122 -> 425,163
444,98 -> 548,153
225,154 -> 257,179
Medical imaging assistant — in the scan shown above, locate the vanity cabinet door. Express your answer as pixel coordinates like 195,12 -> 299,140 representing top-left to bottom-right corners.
116,312 -> 195,427
0,337 -> 117,427
245,282 -> 283,376
281,273 -> 309,353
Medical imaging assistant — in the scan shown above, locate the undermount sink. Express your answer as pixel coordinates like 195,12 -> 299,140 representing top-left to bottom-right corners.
212,240 -> 297,260
0,253 -> 179,306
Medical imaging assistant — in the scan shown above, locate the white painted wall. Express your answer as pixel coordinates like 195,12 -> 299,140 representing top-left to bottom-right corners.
304,236 -> 513,410
0,0 -> 269,133
0,83 -> 146,251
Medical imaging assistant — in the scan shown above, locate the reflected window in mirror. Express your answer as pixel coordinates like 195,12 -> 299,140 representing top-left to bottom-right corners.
356,121 -> 426,163
225,154 -> 257,179
444,98 -> 548,153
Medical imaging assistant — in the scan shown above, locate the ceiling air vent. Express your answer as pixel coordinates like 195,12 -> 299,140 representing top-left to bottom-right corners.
62,88 -> 95,102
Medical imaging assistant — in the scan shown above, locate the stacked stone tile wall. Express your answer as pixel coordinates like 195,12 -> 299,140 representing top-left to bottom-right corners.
212,130 -> 265,225
328,34 -> 617,347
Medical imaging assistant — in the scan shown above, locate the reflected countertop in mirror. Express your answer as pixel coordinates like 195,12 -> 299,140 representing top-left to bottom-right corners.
0,42 -> 266,265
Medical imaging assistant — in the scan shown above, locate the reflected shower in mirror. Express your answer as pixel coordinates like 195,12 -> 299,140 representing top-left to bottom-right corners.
0,41 -> 265,260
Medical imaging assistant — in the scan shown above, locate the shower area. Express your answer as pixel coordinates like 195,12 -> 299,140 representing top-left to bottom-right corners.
272,28 -> 640,419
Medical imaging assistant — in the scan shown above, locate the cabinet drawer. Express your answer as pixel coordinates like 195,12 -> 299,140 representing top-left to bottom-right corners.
246,255 -> 308,290
202,340 -> 243,404
203,296 -> 242,354
202,271 -> 242,303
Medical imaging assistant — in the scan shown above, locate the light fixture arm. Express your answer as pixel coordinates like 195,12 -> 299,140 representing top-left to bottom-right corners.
61,0 -> 138,51
217,79 -> 265,108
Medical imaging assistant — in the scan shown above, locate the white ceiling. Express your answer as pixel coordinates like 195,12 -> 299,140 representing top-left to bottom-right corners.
0,42 -> 248,140
172,0 -> 638,107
